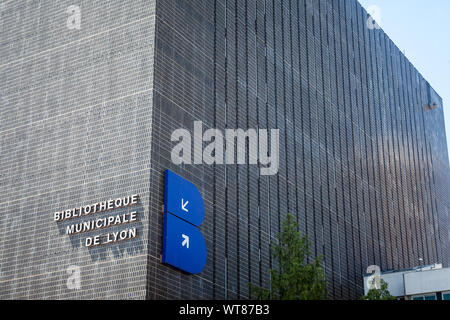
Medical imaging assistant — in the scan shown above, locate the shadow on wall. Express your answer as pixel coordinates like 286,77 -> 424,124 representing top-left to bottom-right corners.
56,204 -> 145,262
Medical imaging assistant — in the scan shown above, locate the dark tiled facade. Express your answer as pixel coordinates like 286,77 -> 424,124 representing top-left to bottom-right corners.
0,0 -> 449,300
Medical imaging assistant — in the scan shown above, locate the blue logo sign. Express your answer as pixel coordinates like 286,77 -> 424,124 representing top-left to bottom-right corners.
162,213 -> 207,274
164,169 -> 205,226
162,170 -> 207,274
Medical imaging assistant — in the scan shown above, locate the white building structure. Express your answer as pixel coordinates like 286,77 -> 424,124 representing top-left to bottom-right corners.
364,264 -> 450,300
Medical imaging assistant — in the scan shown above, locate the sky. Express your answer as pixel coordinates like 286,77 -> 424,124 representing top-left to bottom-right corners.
358,0 -> 450,162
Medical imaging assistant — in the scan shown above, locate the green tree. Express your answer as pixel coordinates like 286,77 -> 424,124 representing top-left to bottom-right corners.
249,214 -> 328,300
361,279 -> 396,300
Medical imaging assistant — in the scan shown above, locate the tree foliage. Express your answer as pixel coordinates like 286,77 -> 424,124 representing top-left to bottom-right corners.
361,279 -> 396,300
249,214 -> 328,300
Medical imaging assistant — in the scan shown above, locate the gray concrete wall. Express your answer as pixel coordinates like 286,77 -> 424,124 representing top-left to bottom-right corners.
0,0 -> 156,299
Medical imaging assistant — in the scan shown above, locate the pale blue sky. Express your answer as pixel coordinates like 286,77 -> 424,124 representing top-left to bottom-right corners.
358,0 -> 450,162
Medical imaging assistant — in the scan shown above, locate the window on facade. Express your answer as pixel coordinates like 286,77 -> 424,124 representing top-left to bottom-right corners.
412,294 -> 437,300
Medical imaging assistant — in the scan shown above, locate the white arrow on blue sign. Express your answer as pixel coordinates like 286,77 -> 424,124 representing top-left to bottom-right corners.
181,234 -> 189,248
164,170 -> 204,226
181,199 -> 189,212
162,170 -> 207,274
162,213 -> 206,274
